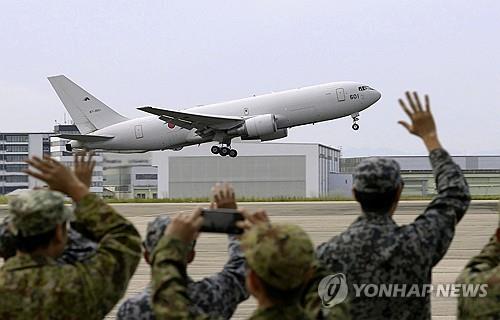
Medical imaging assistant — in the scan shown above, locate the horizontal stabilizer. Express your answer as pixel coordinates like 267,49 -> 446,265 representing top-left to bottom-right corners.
57,134 -> 114,142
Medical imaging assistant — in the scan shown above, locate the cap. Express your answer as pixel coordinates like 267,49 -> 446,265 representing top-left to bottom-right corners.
353,157 -> 402,193
241,223 -> 314,291
144,215 -> 171,253
144,215 -> 196,253
8,190 -> 74,237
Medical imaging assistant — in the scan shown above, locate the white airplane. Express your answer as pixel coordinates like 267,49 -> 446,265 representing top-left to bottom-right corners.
48,75 -> 381,157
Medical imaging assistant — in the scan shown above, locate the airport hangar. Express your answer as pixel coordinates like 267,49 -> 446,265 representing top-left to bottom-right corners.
2,128 -> 500,199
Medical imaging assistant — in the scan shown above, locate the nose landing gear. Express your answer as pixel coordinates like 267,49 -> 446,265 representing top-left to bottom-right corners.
351,112 -> 360,131
211,145 -> 238,157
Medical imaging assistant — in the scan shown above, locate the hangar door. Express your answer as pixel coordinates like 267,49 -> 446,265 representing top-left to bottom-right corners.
168,155 -> 306,198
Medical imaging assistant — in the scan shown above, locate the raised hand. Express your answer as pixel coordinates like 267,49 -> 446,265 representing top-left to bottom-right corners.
74,151 -> 96,188
165,208 -> 204,244
236,209 -> 270,231
398,91 -> 442,151
24,155 -> 88,201
211,182 -> 237,209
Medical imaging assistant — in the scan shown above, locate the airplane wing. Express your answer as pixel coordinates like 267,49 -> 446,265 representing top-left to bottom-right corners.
57,134 -> 114,142
137,106 -> 244,133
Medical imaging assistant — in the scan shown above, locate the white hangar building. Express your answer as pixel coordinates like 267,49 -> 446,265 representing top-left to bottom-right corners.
152,141 -> 341,199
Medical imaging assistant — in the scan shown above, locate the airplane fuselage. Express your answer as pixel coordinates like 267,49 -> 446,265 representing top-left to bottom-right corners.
69,81 -> 381,152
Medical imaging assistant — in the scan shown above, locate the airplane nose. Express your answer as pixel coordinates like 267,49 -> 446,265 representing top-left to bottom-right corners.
373,89 -> 381,103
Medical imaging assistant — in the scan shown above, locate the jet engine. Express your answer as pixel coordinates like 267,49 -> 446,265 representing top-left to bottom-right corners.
260,128 -> 288,141
229,114 -> 278,138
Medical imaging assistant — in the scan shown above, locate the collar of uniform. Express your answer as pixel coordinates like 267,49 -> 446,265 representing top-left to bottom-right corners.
2,254 -> 58,271
249,303 -> 305,319
360,211 -> 397,224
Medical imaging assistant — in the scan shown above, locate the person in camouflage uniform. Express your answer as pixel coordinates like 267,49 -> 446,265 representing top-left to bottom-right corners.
117,184 -> 249,320
316,92 -> 471,319
151,195 -> 351,320
0,215 -> 97,264
0,153 -> 142,319
456,201 -> 500,319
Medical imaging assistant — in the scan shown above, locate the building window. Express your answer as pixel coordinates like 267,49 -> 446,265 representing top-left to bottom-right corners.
5,164 -> 28,172
5,145 -> 29,152
5,155 -> 28,162
136,174 -> 158,180
5,135 -> 29,142
4,175 -> 29,183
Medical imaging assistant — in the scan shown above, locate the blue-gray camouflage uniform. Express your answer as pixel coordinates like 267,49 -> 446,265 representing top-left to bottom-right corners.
0,216 -> 97,263
317,148 -> 470,320
117,215 -> 248,320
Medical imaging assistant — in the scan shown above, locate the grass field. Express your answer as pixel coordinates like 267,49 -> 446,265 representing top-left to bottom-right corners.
0,194 -> 498,205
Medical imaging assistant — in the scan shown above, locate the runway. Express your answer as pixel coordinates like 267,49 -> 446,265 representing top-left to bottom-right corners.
1,200 -> 498,319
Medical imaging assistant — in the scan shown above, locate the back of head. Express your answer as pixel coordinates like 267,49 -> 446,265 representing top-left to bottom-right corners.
144,215 -> 172,255
242,223 -> 315,302
8,189 -> 74,253
144,215 -> 196,259
353,157 -> 402,214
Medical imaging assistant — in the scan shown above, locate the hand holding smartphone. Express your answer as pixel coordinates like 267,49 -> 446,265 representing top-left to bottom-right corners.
200,208 -> 244,234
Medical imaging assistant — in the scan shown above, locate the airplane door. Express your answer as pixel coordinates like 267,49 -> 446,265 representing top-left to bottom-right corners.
336,88 -> 345,102
135,125 -> 144,139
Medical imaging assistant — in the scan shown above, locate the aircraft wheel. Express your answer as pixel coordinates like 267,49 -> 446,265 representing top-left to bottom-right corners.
229,149 -> 238,158
352,123 -> 359,131
211,146 -> 220,154
220,147 -> 230,156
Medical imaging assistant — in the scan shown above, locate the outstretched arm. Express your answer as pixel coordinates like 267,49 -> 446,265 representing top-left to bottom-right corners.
399,92 -> 470,266
24,154 -> 142,317
189,183 -> 249,319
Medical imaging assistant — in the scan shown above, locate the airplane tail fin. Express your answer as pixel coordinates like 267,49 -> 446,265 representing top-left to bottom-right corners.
48,75 -> 129,134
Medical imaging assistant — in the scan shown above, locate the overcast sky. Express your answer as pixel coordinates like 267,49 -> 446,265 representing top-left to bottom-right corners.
1,1 -> 499,156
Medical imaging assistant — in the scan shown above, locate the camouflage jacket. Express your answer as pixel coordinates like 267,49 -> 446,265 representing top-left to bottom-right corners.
302,261 -> 351,320
152,236 -> 350,320
248,304 -> 311,320
0,194 -> 142,320
316,148 -> 471,320
1,217 -> 97,263
117,235 -> 248,320
456,234 -> 500,319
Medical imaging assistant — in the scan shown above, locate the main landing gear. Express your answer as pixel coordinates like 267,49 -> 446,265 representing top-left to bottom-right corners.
211,145 -> 238,158
351,112 -> 360,131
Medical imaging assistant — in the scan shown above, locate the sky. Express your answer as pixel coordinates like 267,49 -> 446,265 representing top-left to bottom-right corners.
0,0 -> 499,156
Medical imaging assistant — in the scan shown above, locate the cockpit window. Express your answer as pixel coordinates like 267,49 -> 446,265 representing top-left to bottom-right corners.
358,86 -> 375,91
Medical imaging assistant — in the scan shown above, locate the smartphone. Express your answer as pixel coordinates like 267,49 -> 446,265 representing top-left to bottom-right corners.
200,208 -> 244,234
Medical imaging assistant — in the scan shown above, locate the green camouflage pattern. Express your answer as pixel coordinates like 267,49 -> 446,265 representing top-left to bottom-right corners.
152,226 -> 339,320
241,223 -> 314,291
301,260 -> 351,319
8,189 -> 74,237
152,236 -> 213,319
248,303 -> 311,319
0,194 -> 142,320
353,157 -> 402,193
456,203 -> 500,319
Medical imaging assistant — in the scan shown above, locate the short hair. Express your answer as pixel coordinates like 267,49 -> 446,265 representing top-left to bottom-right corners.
354,188 -> 400,213
15,227 -> 57,253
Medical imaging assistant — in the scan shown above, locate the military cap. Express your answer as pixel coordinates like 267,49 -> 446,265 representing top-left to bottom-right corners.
353,157 -> 403,193
241,223 -> 314,291
8,190 -> 74,237
144,215 -> 196,254
144,215 -> 171,253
